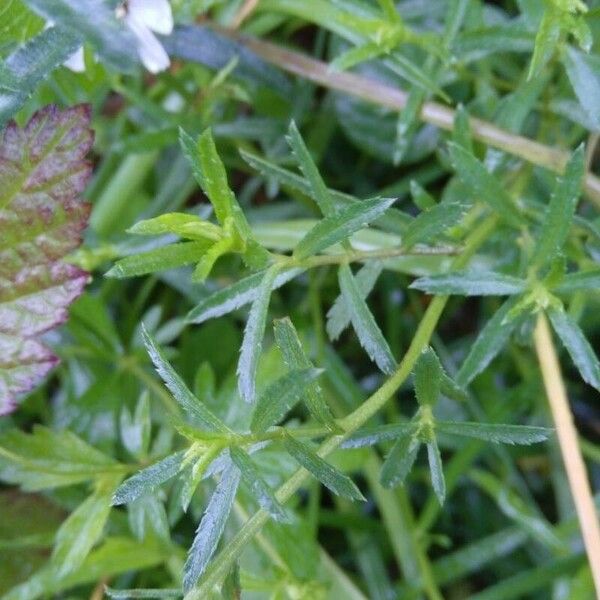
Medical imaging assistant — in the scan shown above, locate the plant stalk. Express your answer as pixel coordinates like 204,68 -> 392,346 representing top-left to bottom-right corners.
533,312 -> 600,593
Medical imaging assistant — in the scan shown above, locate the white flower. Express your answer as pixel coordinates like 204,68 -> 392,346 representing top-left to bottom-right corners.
61,0 -> 173,74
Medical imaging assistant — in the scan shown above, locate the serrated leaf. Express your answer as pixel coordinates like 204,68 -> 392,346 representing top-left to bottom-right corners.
447,142 -> 520,226
410,272 -> 526,296
24,0 -> 138,73
338,264 -> 396,374
563,46 -> 600,131
52,484 -> 117,576
426,439 -> 446,504
435,421 -> 552,444
0,425 -> 116,491
532,145 -> 585,267
250,367 -> 324,433
0,27 -> 81,125
326,261 -> 383,342
106,241 -> 211,279
401,202 -> 466,249
112,451 -> 185,506
553,269 -> 600,293
129,213 -> 223,242
380,432 -> 421,488
237,266 -> 279,404
183,464 -> 240,592
0,105 -> 92,414
142,325 -> 229,432
186,268 -> 303,325
293,196 -> 396,259
341,422 -> 417,448
456,297 -> 523,386
229,448 -> 288,521
284,434 -> 365,501
414,348 -> 443,407
286,121 -> 335,217
547,306 -> 600,391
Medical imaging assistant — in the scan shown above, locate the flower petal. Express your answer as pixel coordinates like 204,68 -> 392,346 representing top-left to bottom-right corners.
128,0 -> 173,35
126,16 -> 171,73
63,47 -> 86,72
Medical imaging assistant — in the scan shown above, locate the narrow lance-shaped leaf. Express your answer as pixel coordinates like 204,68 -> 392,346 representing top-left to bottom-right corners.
273,317 -> 338,430
0,105 -> 93,415
426,439 -> 446,505
435,421 -> 552,444
142,325 -> 229,432
338,264 -> 396,375
380,432 -> 421,489
284,434 -> 365,501
531,145 -> 585,267
411,272 -> 526,296
414,348 -> 442,406
186,268 -> 303,325
183,464 -> 241,592
342,422 -> 418,448
326,261 -> 383,342
553,269 -> 600,293
128,213 -> 223,242
402,202 -> 467,249
456,296 -> 523,387
286,121 -> 335,217
112,451 -> 185,506
250,367 -> 324,433
293,196 -> 396,259
563,46 -> 600,131
52,483 -> 117,576
447,142 -> 521,227
547,306 -> 600,392
105,588 -> 182,599
106,241 -> 212,279
528,6 -> 561,81
229,448 -> 288,522
237,266 -> 279,403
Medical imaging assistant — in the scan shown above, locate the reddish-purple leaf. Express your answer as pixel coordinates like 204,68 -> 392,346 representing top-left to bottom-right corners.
0,104 -> 93,415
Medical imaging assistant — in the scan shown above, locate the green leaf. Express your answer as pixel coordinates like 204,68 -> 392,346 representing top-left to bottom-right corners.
106,241 -> 211,279
237,266 -> 279,403
0,27 -> 81,125
414,348 -> 443,407
447,142 -> 520,226
338,264 -> 396,374
326,261 -> 383,342
0,425 -> 117,491
532,145 -> 585,267
142,325 -> 229,432
456,297 -> 523,386
380,432 -> 421,489
426,439 -> 446,504
528,7 -> 561,80
547,307 -> 600,391
250,368 -> 324,433
112,451 -> 185,506
330,41 -> 384,72
435,421 -> 552,444
106,588 -> 181,599
180,128 -> 250,236
294,196 -> 396,259
286,121 -> 335,217
284,434 -> 365,501
128,213 -> 224,242
230,448 -> 288,522
183,464 -> 240,592
563,46 -> 600,131
452,105 -> 473,153
553,269 -> 600,293
273,317 -> 338,429
410,272 -> 527,296
186,268 -> 303,325
341,423 -> 418,448
24,0 -> 138,72
401,202 -> 466,249
0,105 -> 92,414
52,483 -> 117,576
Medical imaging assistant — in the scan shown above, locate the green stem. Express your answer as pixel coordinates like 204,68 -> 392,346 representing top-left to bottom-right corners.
185,215 -> 497,598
